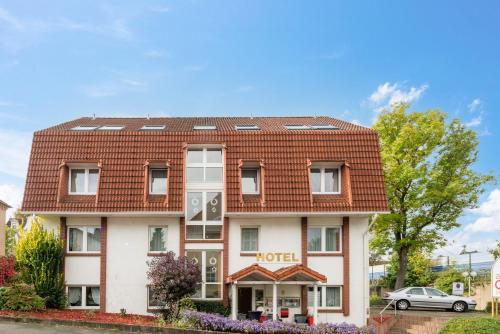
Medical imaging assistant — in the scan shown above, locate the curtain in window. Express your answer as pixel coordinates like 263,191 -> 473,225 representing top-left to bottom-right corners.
86,287 -> 100,306
69,228 -> 84,251
242,169 -> 258,193
307,228 -> 321,251
68,287 -> 82,306
310,169 -> 321,192
326,287 -> 340,307
150,169 -> 167,193
88,169 -> 99,193
149,227 -> 167,251
87,227 -> 101,252
307,287 -> 322,307
206,192 -> 222,221
70,169 -> 85,193
241,228 -> 258,251
325,228 -> 339,252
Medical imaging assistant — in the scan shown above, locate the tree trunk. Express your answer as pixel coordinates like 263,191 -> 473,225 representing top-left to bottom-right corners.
394,247 -> 409,289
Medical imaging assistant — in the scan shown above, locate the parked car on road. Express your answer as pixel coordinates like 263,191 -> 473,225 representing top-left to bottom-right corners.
383,287 -> 476,312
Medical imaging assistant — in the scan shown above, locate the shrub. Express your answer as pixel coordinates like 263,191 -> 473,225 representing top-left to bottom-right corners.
434,267 -> 467,295
192,299 -> 230,316
369,294 -> 386,306
16,219 -> 66,308
0,256 -> 16,286
485,301 -> 499,313
147,251 -> 201,319
439,317 -> 500,334
181,310 -> 374,334
0,283 -> 45,311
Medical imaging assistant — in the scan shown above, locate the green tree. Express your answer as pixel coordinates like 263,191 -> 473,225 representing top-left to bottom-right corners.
16,218 -> 66,308
434,267 -> 467,294
383,251 -> 436,288
488,241 -> 500,260
5,226 -> 16,256
371,104 -> 494,289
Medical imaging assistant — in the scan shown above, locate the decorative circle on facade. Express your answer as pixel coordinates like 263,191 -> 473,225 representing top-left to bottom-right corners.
209,257 -> 217,265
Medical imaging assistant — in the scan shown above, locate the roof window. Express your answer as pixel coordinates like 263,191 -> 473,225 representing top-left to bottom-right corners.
97,125 -> 125,131
193,125 -> 216,130
235,125 -> 260,131
284,125 -> 310,130
71,126 -> 98,131
141,125 -> 166,130
310,124 -> 338,130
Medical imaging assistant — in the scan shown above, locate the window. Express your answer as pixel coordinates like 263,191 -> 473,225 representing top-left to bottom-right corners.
310,167 -> 340,194
310,124 -> 338,130
308,286 -> 341,308
186,191 -> 223,240
148,287 -> 166,308
141,125 -> 166,130
407,288 -> 425,295
186,148 -> 223,184
69,168 -> 99,195
186,250 -> 222,300
71,126 -> 98,131
235,125 -> 260,131
149,168 -> 168,194
193,125 -> 216,130
68,226 -> 101,253
241,168 -> 259,194
307,226 -> 341,252
285,124 -> 310,130
425,288 -> 445,296
97,125 -> 124,130
149,227 -> 167,252
68,286 -> 99,308
241,227 -> 259,252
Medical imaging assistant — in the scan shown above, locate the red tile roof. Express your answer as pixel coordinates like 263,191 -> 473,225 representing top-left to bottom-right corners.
226,263 -> 327,283
21,117 -> 388,213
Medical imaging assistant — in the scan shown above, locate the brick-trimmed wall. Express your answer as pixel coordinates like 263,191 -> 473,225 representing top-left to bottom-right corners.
59,217 -> 67,274
223,217 -> 229,306
342,216 -> 350,316
100,217 -> 107,313
179,217 -> 185,256
301,217 -> 308,314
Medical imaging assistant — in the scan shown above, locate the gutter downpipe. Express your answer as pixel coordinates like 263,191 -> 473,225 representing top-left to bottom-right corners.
363,213 -> 377,325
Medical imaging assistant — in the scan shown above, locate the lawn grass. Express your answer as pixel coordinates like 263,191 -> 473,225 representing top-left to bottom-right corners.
439,316 -> 500,334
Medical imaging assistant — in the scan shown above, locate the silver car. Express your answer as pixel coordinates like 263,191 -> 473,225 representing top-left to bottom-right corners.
383,287 -> 477,312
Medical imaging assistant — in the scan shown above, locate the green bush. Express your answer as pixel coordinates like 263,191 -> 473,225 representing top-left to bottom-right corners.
434,267 -> 467,295
16,219 -> 66,308
439,317 -> 500,334
485,301 -> 499,313
0,283 -> 45,311
192,300 -> 230,316
369,294 -> 386,306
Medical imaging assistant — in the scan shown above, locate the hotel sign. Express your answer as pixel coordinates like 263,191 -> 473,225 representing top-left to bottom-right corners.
256,252 -> 300,264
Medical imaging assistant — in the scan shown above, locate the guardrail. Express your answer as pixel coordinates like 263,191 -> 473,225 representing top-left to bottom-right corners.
379,297 -> 397,322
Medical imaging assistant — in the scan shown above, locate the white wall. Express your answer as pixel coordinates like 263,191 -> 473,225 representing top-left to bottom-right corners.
106,217 -> 179,314
228,217 -> 302,273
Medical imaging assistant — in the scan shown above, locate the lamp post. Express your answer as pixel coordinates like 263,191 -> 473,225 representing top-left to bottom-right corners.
462,271 -> 477,297
459,246 -> 478,297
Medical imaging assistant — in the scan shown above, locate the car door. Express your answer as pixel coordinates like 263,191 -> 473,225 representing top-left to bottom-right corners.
424,288 -> 449,308
405,288 -> 427,307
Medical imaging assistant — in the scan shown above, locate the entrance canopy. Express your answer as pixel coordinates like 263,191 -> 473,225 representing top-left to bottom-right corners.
226,264 -> 326,283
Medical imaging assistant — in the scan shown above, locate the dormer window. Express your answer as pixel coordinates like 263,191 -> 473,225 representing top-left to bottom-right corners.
69,167 -> 99,195
310,165 -> 341,194
149,168 -> 168,194
241,168 -> 260,194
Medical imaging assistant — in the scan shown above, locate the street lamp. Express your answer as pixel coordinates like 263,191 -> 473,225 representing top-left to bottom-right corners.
462,271 -> 477,297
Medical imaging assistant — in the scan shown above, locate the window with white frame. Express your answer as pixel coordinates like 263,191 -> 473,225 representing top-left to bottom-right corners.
68,286 -> 100,308
186,250 -> 221,299
307,286 -> 341,308
149,168 -> 168,194
147,286 -> 166,308
186,148 -> 223,184
241,168 -> 260,194
310,166 -> 341,194
307,226 -> 341,252
149,226 -> 167,252
69,167 -> 99,194
241,227 -> 259,252
186,191 -> 223,240
68,226 -> 101,252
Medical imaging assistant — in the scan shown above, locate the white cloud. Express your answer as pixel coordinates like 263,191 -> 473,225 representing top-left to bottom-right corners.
465,189 -> 500,233
367,82 -> 428,113
468,98 -> 481,113
0,128 -> 32,178
465,116 -> 482,127
0,7 -> 23,30
0,183 -> 23,218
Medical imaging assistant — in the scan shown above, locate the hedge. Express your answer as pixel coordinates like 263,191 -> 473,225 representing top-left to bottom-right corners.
439,317 -> 500,334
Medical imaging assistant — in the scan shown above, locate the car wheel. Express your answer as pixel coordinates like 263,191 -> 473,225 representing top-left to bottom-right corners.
452,301 -> 467,312
396,299 -> 409,310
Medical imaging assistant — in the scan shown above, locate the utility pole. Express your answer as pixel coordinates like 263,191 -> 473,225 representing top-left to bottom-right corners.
460,246 -> 478,297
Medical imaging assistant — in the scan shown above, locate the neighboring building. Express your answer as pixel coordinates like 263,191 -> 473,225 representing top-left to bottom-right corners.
21,117 -> 388,325
0,200 -> 11,256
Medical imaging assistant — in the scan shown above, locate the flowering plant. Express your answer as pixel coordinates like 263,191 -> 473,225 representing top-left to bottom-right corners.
181,310 -> 374,334
0,256 -> 16,286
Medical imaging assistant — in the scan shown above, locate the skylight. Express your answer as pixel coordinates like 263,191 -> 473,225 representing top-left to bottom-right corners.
193,125 -> 216,130
310,124 -> 338,130
235,125 -> 260,131
284,125 -> 310,130
140,125 -> 166,130
97,125 -> 125,131
71,126 -> 98,131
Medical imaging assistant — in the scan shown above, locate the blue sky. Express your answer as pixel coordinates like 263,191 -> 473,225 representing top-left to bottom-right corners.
0,1 -> 498,263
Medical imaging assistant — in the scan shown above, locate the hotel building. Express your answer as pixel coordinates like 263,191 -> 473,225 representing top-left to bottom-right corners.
21,117 -> 388,326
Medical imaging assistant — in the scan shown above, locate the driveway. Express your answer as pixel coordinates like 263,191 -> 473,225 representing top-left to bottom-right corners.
0,321 -> 134,334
